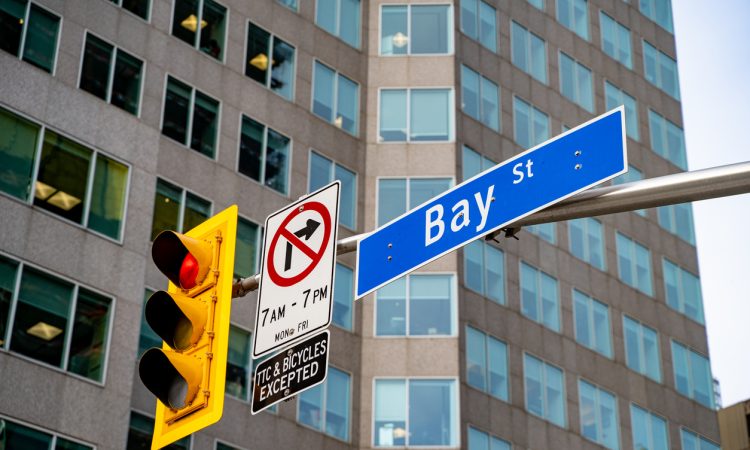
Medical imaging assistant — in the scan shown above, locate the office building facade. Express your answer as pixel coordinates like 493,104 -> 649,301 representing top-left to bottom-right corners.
0,0 -> 720,448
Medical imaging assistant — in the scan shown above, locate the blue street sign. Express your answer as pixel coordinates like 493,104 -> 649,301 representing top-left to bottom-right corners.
355,106 -> 627,298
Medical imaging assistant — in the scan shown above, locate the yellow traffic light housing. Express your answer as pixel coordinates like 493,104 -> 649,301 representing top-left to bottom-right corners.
138,205 -> 237,449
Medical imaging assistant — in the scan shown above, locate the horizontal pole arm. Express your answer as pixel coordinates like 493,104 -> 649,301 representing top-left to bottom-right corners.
233,161 -> 750,297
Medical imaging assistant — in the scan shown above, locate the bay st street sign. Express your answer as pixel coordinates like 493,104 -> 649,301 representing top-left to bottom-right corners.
355,107 -> 627,298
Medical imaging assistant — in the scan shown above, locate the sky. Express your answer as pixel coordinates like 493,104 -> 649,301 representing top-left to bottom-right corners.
672,0 -> 750,407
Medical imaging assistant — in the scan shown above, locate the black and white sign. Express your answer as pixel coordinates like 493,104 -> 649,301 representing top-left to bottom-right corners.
252,181 -> 340,358
251,330 -> 330,414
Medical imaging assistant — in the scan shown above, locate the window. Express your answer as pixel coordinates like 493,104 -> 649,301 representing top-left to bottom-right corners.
528,0 -> 545,9
245,22 -> 295,100
234,217 -> 261,279
298,367 -> 351,441
381,4 -> 452,55
648,109 -> 686,169
639,0 -> 673,33
680,428 -> 720,450
671,340 -> 714,408
373,378 -> 458,447
559,52 -> 593,112
579,380 -> 619,449
150,178 -> 211,240
663,259 -> 704,324
0,416 -> 94,449
461,65 -> 500,131
658,203 -> 695,244
277,0 -> 297,11
556,0 -> 588,40
616,232 -> 653,296
379,88 -> 455,142
127,411 -> 190,449
460,0 -> 496,52
600,12 -> 632,68
377,177 -> 452,226
238,115 -> 290,195
605,82 -> 638,141
0,255 -> 113,382
464,240 -> 504,304
572,290 -> 611,357
0,107 -> 130,240
630,404 -> 668,450
316,0 -> 360,48
524,353 -> 565,426
643,41 -> 680,100
520,262 -> 559,332
511,21 -> 547,84
568,217 -> 605,270
526,223 -> 556,243
109,0 -> 149,20
171,0 -> 226,60
0,0 -> 60,73
376,274 -> 456,336
513,96 -> 549,149
313,61 -> 359,135
225,325 -> 251,401
466,326 -> 509,401
468,426 -> 511,450
333,263 -> 354,330
162,76 -> 220,158
462,145 -> 495,181
79,33 -> 144,115
612,165 -> 646,216
623,316 -> 661,382
137,289 -> 160,356
309,151 -> 357,229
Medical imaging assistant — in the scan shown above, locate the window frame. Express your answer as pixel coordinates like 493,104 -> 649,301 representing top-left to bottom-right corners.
679,427 -> 720,450
604,80 -> 639,141
599,11 -> 632,69
567,217 -> 606,270
107,0 -> 151,21
160,73 -> 222,160
169,0 -> 229,63
375,175 -> 456,227
128,408 -> 193,449
556,0 -> 589,40
466,425 -> 511,450
615,231 -> 653,296
374,272 -> 458,338
512,95 -> 550,149
519,260 -> 560,332
377,86 -> 456,143
670,339 -> 715,409
522,352 -> 567,428
510,20 -> 548,84
243,20 -> 297,101
558,50 -> 594,112
78,30 -> 146,117
0,105 -> 132,243
379,3 -> 455,56
642,40 -> 680,100
572,289 -> 612,358
2,0 -> 62,75
630,402 -> 670,450
465,325 -> 510,402
307,149 -> 358,230
311,58 -> 360,136
151,176 -> 213,239
639,0 -> 674,33
462,239 -> 505,304
622,315 -> 662,382
371,376 -> 460,448
460,64 -> 500,132
332,262 -> 355,331
657,203 -> 695,244
296,365 -> 353,442
0,413 -> 96,449
459,0 -> 497,52
662,257 -> 703,324
314,0 -> 362,48
648,108 -> 687,170
0,251 -> 116,387
225,322 -> 253,402
233,214 -> 262,279
577,377 -> 620,449
234,112 -> 293,196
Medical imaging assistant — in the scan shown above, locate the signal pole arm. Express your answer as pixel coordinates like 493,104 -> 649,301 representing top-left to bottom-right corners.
232,161 -> 750,298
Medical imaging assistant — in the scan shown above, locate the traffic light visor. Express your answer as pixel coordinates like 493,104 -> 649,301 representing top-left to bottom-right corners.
139,348 -> 203,409
152,231 -> 213,289
146,291 -> 208,350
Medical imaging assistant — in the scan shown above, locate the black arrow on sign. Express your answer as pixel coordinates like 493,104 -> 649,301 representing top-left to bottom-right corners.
284,219 -> 322,271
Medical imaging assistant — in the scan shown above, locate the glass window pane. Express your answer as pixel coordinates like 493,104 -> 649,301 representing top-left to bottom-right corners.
309,152 -> 332,191
234,217 -> 259,279
190,91 -> 219,157
34,131 -> 92,224
374,379 -> 407,446
238,116 -> 264,183
122,0 -> 149,19
335,164 -> 356,229
56,437 -> 93,450
376,277 -> 406,335
80,34 -> 114,101
411,5 -> 449,54
270,36 -> 295,100
264,128 -> 290,194
511,22 -> 527,72
245,23 -> 271,86
22,5 -> 60,73
171,0 -> 198,47
560,53 -> 575,103
481,76 -> 499,130
464,240 -> 484,294
11,267 -> 73,367
336,74 -> 358,135
409,178 -> 451,208
138,289 -> 160,356
333,264 -> 353,330
530,33 -> 546,83
410,89 -> 451,141
488,336 -> 508,400
183,192 -> 210,232
0,0 -> 26,57
532,107 -> 549,145
514,97 -> 531,148
67,288 -> 110,381
479,1 -> 497,52
226,326 -> 250,400
0,256 -> 19,348
299,383 -> 324,430
409,275 -> 452,335
468,427 -> 488,450
520,262 -> 538,321
545,364 -> 565,426
463,145 -> 482,180
326,368 -> 350,440
381,5 -> 407,56
524,354 -> 543,417
111,49 -> 144,115
409,380 -> 456,446
316,0 -> 337,35
3,420 -> 53,450
541,272 -> 559,331
162,77 -> 191,145
88,155 -> 128,240
0,106 -> 40,200
199,0 -> 226,60
643,325 -> 660,381
462,65 -> 480,121
151,179 -> 181,240
485,245 -> 504,303
313,62 -> 335,122
466,326 -> 487,391
579,380 -> 597,440
377,178 -> 406,226
379,89 -> 407,142
339,0 -> 360,48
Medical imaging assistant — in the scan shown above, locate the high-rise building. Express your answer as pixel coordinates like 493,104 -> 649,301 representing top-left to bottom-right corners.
0,0 -> 720,449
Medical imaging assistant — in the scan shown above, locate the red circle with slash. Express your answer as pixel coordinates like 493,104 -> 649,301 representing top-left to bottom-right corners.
266,201 -> 332,287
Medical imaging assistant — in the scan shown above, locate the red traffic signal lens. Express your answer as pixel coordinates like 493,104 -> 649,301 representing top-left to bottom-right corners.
179,253 -> 200,289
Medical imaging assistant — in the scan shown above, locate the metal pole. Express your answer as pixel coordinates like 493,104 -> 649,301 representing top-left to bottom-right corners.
233,161 -> 750,297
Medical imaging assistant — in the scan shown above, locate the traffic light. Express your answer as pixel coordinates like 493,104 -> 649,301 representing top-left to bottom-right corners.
139,205 -> 237,449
